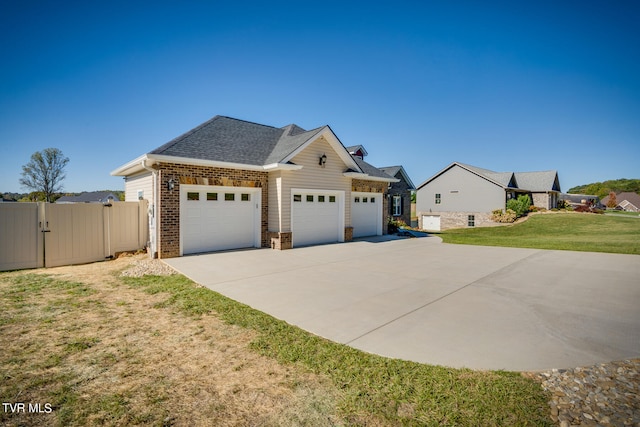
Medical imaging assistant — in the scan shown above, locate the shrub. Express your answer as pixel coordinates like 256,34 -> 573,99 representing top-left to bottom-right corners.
506,195 -> 532,218
491,208 -> 517,223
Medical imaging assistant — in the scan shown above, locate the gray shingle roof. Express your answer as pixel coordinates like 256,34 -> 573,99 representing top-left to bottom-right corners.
57,191 -> 117,203
351,156 -> 396,180
150,116 -> 285,166
379,166 -> 416,189
420,162 -> 560,192
514,171 -> 561,192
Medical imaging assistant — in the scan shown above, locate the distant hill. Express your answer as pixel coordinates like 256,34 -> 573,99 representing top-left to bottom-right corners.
567,179 -> 640,198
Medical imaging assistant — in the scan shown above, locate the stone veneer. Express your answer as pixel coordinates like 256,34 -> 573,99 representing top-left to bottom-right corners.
157,163 -> 269,258
268,231 -> 292,250
418,211 -> 493,231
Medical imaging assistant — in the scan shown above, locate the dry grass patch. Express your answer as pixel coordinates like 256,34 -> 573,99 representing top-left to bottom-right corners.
0,255 -> 342,426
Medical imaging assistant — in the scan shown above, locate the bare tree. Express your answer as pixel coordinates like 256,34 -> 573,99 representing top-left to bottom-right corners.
20,148 -> 69,202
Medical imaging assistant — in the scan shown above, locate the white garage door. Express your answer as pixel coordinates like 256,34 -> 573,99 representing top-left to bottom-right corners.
181,185 -> 261,255
291,190 -> 344,247
422,215 -> 441,231
351,192 -> 382,238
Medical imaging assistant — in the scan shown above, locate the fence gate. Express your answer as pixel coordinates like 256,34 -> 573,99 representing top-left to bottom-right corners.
0,201 -> 148,271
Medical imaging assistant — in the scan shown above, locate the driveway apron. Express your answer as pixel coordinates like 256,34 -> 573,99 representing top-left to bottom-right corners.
164,236 -> 640,371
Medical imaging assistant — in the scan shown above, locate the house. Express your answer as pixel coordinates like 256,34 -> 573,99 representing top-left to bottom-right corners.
560,193 -> 602,209
56,191 -> 119,204
416,162 -> 561,231
111,116 -> 398,258
601,192 -> 640,212
379,166 -> 415,226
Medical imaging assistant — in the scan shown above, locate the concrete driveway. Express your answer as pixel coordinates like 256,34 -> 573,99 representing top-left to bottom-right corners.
163,236 -> 640,371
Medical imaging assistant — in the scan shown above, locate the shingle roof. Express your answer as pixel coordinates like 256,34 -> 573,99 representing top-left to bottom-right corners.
419,162 -> 560,192
150,116 -> 285,166
149,115 -> 339,168
351,156 -> 396,180
514,171 -> 561,192
379,166 -> 416,189
57,191 -> 117,203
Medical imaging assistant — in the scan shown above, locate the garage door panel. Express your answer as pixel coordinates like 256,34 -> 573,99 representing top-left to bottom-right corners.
351,192 -> 381,238
292,190 -> 342,247
181,186 -> 259,255
422,215 -> 441,231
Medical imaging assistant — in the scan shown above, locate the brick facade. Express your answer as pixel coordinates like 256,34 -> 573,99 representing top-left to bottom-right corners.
157,163 -> 268,258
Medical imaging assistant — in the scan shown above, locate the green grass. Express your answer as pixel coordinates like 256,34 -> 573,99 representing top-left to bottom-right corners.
440,213 -> 640,254
123,274 -> 552,426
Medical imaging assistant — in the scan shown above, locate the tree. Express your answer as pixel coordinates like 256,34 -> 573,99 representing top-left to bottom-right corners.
19,148 -> 69,202
606,192 -> 618,209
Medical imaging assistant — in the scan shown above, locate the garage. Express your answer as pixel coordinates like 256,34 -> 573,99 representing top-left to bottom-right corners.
291,189 -> 344,247
180,185 -> 261,255
421,215 -> 441,231
351,192 -> 382,238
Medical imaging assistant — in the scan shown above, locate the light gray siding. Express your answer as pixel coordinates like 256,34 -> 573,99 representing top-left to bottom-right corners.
416,165 -> 505,213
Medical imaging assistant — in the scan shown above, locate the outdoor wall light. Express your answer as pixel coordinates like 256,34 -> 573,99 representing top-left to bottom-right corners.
319,154 -> 327,167
167,178 -> 176,191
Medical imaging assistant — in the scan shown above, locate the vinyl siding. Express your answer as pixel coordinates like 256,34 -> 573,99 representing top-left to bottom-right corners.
416,165 -> 505,213
271,136 -> 352,232
124,172 -> 154,204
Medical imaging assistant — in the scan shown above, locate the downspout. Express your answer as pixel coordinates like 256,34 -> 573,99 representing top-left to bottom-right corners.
141,159 -> 158,258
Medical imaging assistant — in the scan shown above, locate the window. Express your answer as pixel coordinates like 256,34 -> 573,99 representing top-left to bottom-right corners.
241,193 -> 250,201
371,197 -> 375,203
363,197 -> 368,203
187,192 -> 199,201
435,193 -> 441,204
225,193 -> 235,201
354,197 -> 360,203
294,194 -> 302,202
306,195 -> 314,202
137,190 -> 144,200
207,193 -> 218,201
393,195 -> 402,216
329,196 -> 336,203
468,215 -> 475,227
318,195 -> 325,202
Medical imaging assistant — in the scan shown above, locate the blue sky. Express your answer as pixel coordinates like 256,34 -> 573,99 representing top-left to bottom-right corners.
1,0 -> 638,194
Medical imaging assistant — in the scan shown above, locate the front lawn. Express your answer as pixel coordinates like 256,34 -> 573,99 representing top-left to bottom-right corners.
440,213 -> 640,254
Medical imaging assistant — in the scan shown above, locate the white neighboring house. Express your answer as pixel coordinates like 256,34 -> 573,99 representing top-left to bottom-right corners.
416,162 -> 561,231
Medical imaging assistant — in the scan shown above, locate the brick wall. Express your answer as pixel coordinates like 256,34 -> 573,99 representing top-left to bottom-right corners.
157,163 -> 268,258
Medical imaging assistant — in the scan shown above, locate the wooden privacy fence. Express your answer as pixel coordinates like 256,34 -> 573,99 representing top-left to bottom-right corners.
0,201 -> 148,271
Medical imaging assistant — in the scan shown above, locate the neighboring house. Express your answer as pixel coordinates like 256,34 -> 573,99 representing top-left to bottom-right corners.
601,192 -> 640,212
380,166 -> 415,226
111,115 -> 398,258
56,191 -> 119,204
416,162 -> 561,231
560,193 -> 602,209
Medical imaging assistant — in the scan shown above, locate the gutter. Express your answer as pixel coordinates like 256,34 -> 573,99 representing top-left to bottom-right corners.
140,158 -> 158,258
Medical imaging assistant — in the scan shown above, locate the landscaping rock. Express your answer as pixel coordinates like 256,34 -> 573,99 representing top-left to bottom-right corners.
525,359 -> 639,427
